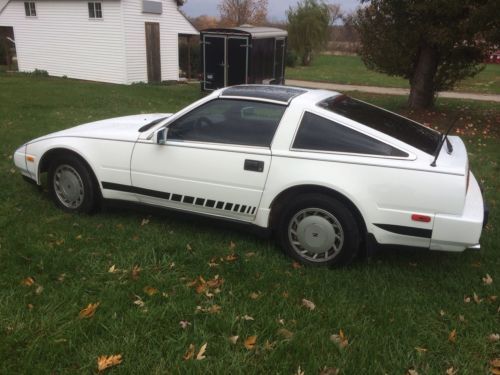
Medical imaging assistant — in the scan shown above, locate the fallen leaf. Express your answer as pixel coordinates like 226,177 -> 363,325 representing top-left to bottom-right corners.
488,295 -> 498,302
143,286 -> 158,296
292,261 -> 302,269
245,252 -> 256,257
183,344 -> 195,360
133,295 -> 145,308
439,309 -> 446,317
483,273 -> 493,285
488,333 -> 499,342
282,291 -> 289,298
295,366 -> 305,375
302,298 -> 316,311
319,367 -> 339,375
196,343 -> 207,360
491,359 -> 500,375
57,273 -> 66,282
330,329 -> 348,348
131,265 -> 141,280
464,295 -> 471,303
27,304 -> 34,310
179,320 -> 191,329
228,335 -> 239,344
35,285 -> 44,295
186,243 -> 193,251
263,339 -> 276,350
239,314 -> 254,321
79,302 -> 100,319
249,292 -> 260,300
448,329 -> 457,343
229,241 -> 236,250
21,277 -> 35,286
140,218 -> 149,226
226,253 -> 238,262
445,366 -> 457,375
407,369 -> 419,375
97,354 -> 122,372
108,265 -> 117,273
473,292 -> 482,304
244,335 -> 257,350
75,234 -> 82,240
277,328 -> 294,339
458,315 -> 466,322
415,347 -> 427,353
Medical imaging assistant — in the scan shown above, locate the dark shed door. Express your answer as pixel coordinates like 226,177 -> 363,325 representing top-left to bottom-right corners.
274,38 -> 286,84
203,35 -> 225,90
227,37 -> 248,86
145,22 -> 161,83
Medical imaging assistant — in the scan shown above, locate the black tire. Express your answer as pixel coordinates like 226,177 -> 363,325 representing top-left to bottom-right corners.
47,154 -> 98,214
276,193 -> 361,267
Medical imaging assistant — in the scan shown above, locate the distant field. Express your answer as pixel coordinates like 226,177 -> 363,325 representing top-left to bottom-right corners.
286,55 -> 500,94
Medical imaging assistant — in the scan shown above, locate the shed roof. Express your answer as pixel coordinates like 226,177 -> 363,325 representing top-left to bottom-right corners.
201,25 -> 287,39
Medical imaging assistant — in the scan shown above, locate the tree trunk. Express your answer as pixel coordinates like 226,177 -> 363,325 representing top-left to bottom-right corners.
302,49 -> 312,66
408,45 -> 438,109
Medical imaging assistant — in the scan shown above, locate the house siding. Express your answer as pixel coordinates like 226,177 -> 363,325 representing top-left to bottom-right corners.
0,0 -> 127,84
122,0 -> 197,83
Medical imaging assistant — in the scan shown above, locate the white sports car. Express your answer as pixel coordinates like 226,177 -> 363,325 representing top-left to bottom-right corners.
13,85 -> 487,266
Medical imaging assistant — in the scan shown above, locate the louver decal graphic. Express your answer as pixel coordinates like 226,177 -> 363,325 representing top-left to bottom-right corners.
101,182 -> 257,215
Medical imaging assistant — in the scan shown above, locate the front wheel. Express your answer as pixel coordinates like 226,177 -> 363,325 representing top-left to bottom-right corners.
276,194 -> 361,267
48,155 -> 98,213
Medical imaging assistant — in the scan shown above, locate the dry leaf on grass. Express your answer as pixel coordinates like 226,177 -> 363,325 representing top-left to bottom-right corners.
179,320 -> 191,329
464,295 -> 471,303
446,366 -> 457,375
35,285 -> 44,295
277,328 -> 294,339
21,277 -> 35,286
448,329 -> 457,343
131,265 -> 141,280
302,298 -> 316,310
244,335 -> 257,350
489,333 -> 499,342
490,358 -> 500,375
97,354 -> 122,372
196,343 -> 207,360
228,335 -> 239,344
439,309 -> 446,316
183,344 -> 195,360
407,369 -> 419,375
415,347 -> 427,353
295,366 -> 305,375
108,265 -> 118,273
140,218 -> 149,226
196,304 -> 221,314
133,295 -> 145,308
483,273 -> 493,285
229,241 -> 236,250
79,302 -> 100,319
226,253 -> 238,262
330,330 -> 349,348
186,243 -> 193,252
143,286 -> 158,296
292,261 -> 302,269
249,292 -> 261,300
473,292 -> 482,304
319,367 -> 339,375
237,314 -> 254,321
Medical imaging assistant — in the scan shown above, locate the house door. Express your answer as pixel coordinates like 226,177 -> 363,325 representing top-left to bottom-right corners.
227,37 -> 248,86
203,35 -> 225,90
274,38 -> 286,84
145,22 -> 161,83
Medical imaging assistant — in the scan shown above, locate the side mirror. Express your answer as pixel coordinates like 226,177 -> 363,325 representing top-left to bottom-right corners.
156,127 -> 167,145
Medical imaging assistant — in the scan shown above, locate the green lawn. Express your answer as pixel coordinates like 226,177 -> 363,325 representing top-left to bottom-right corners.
286,55 -> 500,95
0,74 -> 498,374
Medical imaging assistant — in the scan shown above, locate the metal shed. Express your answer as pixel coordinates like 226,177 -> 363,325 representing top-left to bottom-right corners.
200,26 -> 287,91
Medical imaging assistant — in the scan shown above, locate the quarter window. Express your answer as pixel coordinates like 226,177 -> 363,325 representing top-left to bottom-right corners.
293,112 -> 408,157
168,99 -> 286,147
88,2 -> 102,18
24,2 -> 36,17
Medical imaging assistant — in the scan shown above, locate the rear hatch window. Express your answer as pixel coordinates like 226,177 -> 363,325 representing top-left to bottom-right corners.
319,95 -> 440,155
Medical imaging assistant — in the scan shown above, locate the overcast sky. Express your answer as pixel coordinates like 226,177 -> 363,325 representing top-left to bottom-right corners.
181,0 -> 361,21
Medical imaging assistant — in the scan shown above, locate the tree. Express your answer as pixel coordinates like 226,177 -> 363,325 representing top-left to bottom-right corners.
354,0 -> 499,109
190,15 -> 219,30
218,0 -> 268,27
287,0 -> 331,66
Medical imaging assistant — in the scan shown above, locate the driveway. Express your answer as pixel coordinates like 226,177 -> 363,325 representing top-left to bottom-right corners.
286,79 -> 500,103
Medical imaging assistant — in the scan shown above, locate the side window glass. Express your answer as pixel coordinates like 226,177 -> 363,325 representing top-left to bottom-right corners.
168,99 -> 285,147
293,112 -> 408,157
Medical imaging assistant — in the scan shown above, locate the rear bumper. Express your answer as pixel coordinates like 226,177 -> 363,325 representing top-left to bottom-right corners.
430,173 -> 485,252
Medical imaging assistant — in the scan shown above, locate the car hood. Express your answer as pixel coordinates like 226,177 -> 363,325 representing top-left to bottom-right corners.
28,113 -> 172,144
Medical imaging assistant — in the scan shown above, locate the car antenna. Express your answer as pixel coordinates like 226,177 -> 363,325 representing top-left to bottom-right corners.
430,116 -> 458,167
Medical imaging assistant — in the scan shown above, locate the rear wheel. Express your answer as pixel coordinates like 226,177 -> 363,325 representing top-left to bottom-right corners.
276,194 -> 361,267
48,155 -> 98,213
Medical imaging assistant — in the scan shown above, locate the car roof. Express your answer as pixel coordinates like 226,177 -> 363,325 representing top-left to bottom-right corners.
219,85 -> 310,104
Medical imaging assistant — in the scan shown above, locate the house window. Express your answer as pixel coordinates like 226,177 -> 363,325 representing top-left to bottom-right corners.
24,2 -> 36,17
88,2 -> 102,18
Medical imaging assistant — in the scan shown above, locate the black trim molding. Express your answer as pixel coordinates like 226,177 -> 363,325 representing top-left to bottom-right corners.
374,223 -> 432,238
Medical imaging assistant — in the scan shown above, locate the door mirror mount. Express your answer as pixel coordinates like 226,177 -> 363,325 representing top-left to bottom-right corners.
156,127 -> 167,145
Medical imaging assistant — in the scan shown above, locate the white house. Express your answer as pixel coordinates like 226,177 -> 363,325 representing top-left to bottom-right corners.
0,0 -> 198,84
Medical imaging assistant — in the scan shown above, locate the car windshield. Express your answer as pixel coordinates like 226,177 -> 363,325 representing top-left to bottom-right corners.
318,95 -> 441,155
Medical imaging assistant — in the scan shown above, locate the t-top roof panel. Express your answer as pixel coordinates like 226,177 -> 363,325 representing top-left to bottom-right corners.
220,85 -> 307,104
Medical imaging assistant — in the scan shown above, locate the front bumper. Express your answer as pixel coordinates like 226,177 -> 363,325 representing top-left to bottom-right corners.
430,173 -> 485,252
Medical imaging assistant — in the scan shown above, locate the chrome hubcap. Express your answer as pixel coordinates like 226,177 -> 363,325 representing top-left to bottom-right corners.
288,208 -> 344,262
53,164 -> 84,208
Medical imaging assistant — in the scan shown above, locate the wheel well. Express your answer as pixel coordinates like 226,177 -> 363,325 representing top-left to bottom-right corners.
269,185 -> 367,235
39,148 -> 101,195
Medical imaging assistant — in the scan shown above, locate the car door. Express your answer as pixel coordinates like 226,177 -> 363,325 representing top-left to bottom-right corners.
130,98 -> 286,222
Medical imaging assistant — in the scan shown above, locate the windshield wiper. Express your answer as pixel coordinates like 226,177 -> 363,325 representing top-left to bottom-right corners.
430,117 -> 457,167
138,117 -> 168,132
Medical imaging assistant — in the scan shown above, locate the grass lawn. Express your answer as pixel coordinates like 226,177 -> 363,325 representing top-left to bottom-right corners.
0,73 -> 498,374
286,55 -> 500,95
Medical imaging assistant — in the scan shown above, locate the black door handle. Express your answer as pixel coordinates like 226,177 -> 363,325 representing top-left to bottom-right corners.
244,159 -> 264,172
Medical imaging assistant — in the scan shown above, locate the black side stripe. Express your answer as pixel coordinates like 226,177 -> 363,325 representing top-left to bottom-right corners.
374,224 -> 432,238
101,181 -> 256,216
